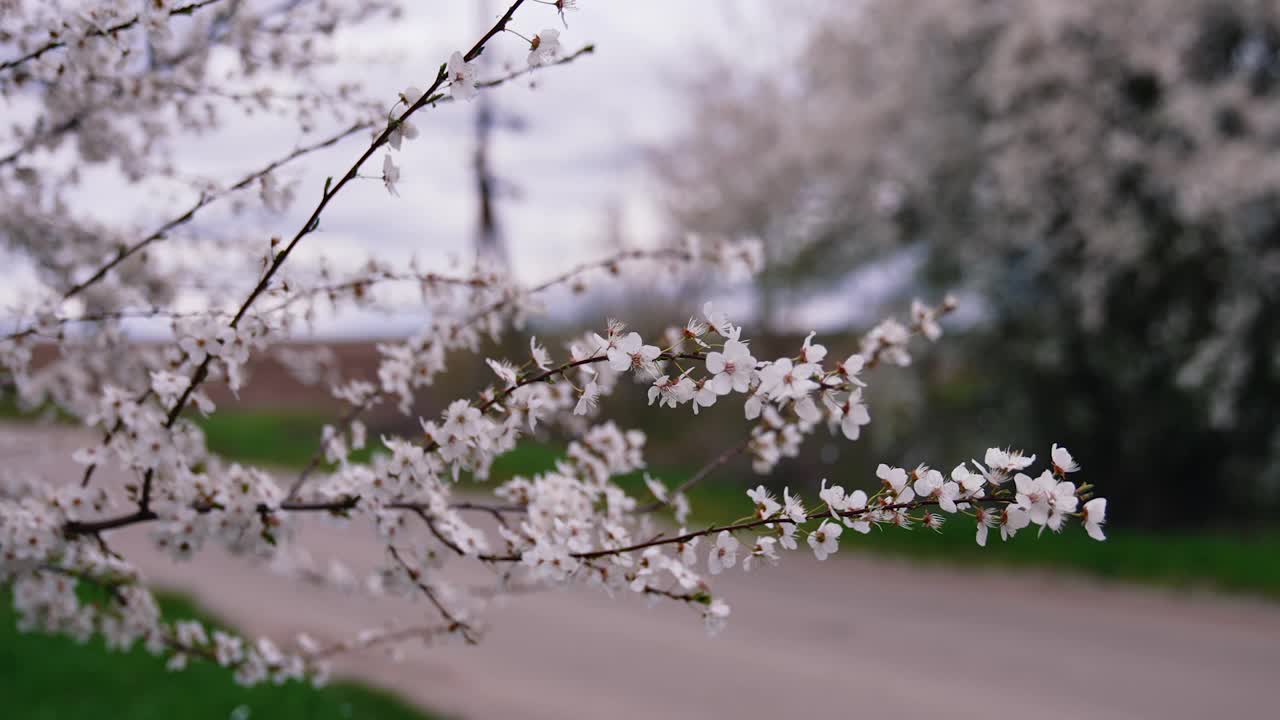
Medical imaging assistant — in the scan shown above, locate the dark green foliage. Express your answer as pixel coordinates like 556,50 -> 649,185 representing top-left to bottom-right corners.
0,591 -> 436,720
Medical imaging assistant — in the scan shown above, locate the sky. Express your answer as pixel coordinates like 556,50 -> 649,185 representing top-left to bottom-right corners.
5,0 -> 860,338
178,1 -> 800,277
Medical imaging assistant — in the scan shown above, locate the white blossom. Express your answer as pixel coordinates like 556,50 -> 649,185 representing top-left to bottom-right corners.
446,51 -> 478,101
877,464 -> 915,503
782,487 -> 807,524
704,339 -> 755,395
382,154 -> 401,196
747,485 -> 782,520
807,520 -> 842,561
1051,444 -> 1080,474
530,337 -> 552,370
1083,498 -> 1107,541
574,378 -> 599,416
707,531 -> 739,575
527,29 -> 562,66
608,332 -> 661,376
999,506 -> 1032,541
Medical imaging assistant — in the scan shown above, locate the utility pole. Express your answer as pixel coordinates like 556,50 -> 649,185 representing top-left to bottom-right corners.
472,0 -> 508,271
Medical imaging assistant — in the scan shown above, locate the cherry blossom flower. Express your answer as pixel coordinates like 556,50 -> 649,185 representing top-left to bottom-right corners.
446,51 -> 478,101
1051,444 -> 1080,474
648,374 -> 695,409
703,302 -> 733,337
842,490 -> 871,533
690,379 -> 718,415
912,299 -> 943,341
486,358 -> 518,387
984,447 -> 1036,473
707,531 -> 739,575
644,474 -> 669,504
807,520 -> 842,560
974,505 -> 998,547
777,523 -> 800,550
178,322 -> 220,362
590,319 -> 627,354
1083,498 -> 1107,541
387,117 -> 418,151
71,446 -> 105,466
382,154 -> 400,196
573,378 -> 599,416
529,337 -> 552,370
607,332 -> 661,376
747,485 -> 782,520
704,339 -> 755,395
826,389 -> 871,441
999,506 -> 1031,541
782,487 -> 807,524
836,353 -> 867,387
912,467 -> 945,499
703,599 -> 731,636
758,358 -> 818,402
1014,470 -> 1078,532
527,29 -> 561,66
671,493 -> 692,525
818,479 -> 847,518
216,327 -> 251,366
951,463 -> 986,499
399,86 -> 425,105
743,536 -> 779,571
793,395 -> 822,424
877,464 -> 915,503
799,331 -> 827,366
936,482 -> 962,513
675,534 -> 699,567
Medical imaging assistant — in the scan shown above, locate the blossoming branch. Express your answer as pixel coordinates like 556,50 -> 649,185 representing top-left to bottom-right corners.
0,0 -> 1106,688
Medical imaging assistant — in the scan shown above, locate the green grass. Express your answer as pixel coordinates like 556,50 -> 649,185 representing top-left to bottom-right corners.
196,410 -> 375,469
850,520 -> 1280,598
0,590 -> 437,720
0,394 -> 77,424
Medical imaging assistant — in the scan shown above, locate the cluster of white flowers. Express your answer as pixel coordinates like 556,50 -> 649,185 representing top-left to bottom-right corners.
0,0 -> 1109,689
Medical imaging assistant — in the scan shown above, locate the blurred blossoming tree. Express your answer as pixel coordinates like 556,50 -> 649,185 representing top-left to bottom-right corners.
656,0 -> 1280,527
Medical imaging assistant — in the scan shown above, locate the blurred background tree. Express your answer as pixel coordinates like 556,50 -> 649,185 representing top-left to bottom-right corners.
654,0 -> 1280,529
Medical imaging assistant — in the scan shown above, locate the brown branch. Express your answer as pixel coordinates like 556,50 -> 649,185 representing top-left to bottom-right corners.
637,440 -> 750,513
387,545 -> 478,643
63,493 -> 516,538
284,398 -> 376,498
66,494 -> 362,536
306,622 -> 456,661
568,498 -> 981,561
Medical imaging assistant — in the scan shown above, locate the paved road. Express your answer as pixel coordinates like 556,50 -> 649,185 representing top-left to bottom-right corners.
5,424 -> 1278,719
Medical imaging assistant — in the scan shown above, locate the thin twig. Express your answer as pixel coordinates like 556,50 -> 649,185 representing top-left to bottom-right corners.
387,545 -> 478,643
637,440 -> 750,513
